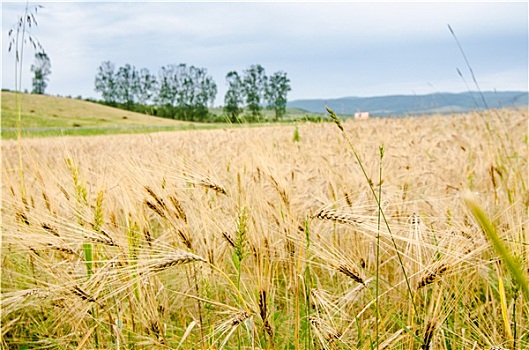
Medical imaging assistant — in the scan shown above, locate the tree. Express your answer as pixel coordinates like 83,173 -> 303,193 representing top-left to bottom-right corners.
157,64 -> 186,118
157,64 -> 217,121
94,61 -> 117,106
115,64 -> 137,110
30,51 -> 51,94
242,64 -> 267,119
190,66 -> 217,121
224,71 -> 244,122
265,71 -> 291,121
134,68 -> 157,106
157,64 -> 181,113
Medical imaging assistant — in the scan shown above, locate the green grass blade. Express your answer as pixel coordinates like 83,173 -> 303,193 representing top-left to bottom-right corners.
465,197 -> 529,301
83,243 -> 93,278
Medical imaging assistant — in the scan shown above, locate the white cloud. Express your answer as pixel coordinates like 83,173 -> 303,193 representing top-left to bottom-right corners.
2,1 -> 527,103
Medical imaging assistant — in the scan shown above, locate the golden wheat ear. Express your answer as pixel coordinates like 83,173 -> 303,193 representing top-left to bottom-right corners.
138,251 -> 207,275
416,263 -> 450,290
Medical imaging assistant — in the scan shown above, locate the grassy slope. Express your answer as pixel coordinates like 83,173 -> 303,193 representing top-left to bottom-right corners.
2,92 -> 320,129
1,92 -> 320,138
1,91 -> 189,128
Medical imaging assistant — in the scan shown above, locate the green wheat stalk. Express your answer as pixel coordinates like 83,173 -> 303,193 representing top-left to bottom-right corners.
375,145 -> 384,349
465,198 -> 529,301
326,107 -> 419,321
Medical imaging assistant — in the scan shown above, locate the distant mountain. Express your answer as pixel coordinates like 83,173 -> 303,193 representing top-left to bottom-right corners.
287,91 -> 528,117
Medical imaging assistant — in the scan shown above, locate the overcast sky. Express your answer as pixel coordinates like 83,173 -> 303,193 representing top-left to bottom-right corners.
2,1 -> 527,106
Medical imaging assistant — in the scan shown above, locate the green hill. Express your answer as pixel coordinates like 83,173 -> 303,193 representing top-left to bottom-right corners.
1,92 -> 318,129
1,91 -> 188,129
0,92 -> 316,138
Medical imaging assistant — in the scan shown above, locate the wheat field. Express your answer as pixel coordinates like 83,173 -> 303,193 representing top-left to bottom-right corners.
1,109 -> 527,349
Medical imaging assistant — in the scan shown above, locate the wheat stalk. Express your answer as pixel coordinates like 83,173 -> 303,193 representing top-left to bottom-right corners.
315,207 -> 363,225
140,251 -> 206,275
197,178 -> 227,196
416,263 -> 449,290
336,264 -> 365,284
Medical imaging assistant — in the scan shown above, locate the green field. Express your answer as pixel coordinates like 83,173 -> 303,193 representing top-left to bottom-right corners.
1,91 -> 217,138
1,91 -> 192,128
1,92 -> 323,139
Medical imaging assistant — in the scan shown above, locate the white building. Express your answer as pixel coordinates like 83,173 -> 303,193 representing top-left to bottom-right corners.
354,112 -> 369,120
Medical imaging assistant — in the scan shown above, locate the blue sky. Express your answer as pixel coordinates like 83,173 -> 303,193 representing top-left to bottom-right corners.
2,1 -> 527,106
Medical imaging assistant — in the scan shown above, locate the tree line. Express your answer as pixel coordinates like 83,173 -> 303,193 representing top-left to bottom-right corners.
94,62 -> 291,122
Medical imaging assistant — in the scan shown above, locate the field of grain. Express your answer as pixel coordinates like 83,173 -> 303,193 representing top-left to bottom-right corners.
1,109 -> 527,349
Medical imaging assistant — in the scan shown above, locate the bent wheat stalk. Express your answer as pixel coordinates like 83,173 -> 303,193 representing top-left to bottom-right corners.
465,197 -> 529,301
